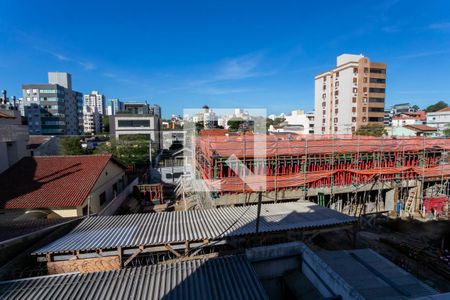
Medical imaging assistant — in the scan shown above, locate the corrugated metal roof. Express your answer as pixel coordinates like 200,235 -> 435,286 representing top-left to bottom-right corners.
34,202 -> 355,254
0,255 -> 267,300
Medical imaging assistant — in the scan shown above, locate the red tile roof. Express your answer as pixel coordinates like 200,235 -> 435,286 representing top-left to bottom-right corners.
0,155 -> 125,210
437,107 -> 450,113
403,124 -> 437,132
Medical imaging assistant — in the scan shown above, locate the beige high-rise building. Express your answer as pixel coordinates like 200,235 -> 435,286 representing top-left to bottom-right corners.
314,54 -> 386,135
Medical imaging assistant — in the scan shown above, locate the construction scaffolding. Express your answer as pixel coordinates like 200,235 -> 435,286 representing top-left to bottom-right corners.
193,134 -> 450,213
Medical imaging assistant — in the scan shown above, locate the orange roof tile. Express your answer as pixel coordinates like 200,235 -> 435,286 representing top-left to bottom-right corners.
0,155 -> 125,209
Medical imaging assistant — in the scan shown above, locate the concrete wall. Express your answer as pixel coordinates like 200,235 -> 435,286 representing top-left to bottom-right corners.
98,177 -> 138,216
78,161 -> 126,215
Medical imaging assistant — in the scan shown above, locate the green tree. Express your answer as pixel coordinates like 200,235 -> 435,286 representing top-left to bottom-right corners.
266,117 -> 285,130
443,124 -> 450,136
102,116 -> 110,133
59,137 -> 86,155
425,101 -> 448,112
355,124 -> 387,137
195,121 -> 204,134
95,137 -> 152,166
227,118 -> 245,132
411,104 -> 420,111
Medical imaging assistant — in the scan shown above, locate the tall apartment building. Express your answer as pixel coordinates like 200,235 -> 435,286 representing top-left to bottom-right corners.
83,105 -> 102,134
314,54 -> 386,135
83,91 -> 106,134
22,72 -> 83,135
107,98 -> 124,116
84,91 -> 106,115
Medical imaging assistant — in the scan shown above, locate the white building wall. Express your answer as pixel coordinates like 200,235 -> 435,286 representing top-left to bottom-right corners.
427,111 -> 450,134
314,73 -> 331,134
336,67 -> 355,134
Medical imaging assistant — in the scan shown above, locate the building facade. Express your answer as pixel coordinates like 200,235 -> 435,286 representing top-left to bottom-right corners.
107,98 -> 124,116
84,91 -> 106,116
426,107 -> 450,135
82,105 -> 102,134
22,72 -> 83,135
314,54 -> 386,135
83,91 -> 105,134
0,104 -> 29,174
110,102 -> 162,149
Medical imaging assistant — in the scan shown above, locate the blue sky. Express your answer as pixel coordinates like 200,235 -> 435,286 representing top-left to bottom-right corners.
1,0 -> 450,118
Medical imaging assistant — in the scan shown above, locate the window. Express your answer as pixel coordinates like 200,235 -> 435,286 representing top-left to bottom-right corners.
353,88 -> 357,93
323,77 -> 327,82
369,97 -> 384,103
368,107 -> 385,112
322,127 -> 325,132
33,97 -> 38,101
334,126 -> 338,132
364,68 -> 369,73
362,107 -> 367,112
363,77 -> 368,83
335,81 -> 339,87
370,68 -> 385,74
99,191 -> 107,206
113,183 -> 118,197
353,67 -> 358,73
352,107 -> 356,113
322,102 -> 326,107
352,97 -> 357,103
335,99 -> 339,105
335,71 -> 339,77
322,110 -> 325,115
334,117 -> 338,123
369,78 -> 386,83
369,88 -> 385,93
352,117 -> 356,122
39,89 -> 56,93
26,89 -> 31,94
323,85 -> 326,90
362,117 -> 367,122
322,119 -> 326,124
335,108 -> 338,114
363,98 -> 367,103
369,117 -> 384,122
335,90 -> 339,95
363,87 -> 367,93
352,126 -> 356,132
117,120 -> 151,127
353,78 -> 357,83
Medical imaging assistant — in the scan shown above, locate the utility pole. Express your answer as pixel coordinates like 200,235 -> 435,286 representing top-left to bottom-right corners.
256,188 -> 263,233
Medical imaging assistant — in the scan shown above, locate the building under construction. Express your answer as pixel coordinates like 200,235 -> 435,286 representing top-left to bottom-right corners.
190,133 -> 450,216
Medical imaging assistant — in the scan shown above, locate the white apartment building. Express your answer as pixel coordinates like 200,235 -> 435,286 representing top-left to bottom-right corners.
192,105 -> 218,129
83,105 -> 102,134
283,110 -> 315,134
84,91 -> 106,116
314,54 -> 386,135
83,91 -> 106,134
427,107 -> 450,135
